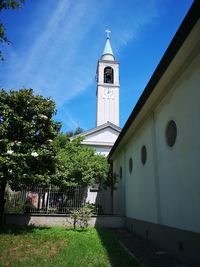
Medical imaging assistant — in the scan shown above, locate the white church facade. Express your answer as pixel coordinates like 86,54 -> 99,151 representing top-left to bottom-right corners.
109,2 -> 200,265
77,31 -> 121,156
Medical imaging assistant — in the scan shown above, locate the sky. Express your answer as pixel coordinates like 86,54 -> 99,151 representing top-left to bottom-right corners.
0,0 -> 194,133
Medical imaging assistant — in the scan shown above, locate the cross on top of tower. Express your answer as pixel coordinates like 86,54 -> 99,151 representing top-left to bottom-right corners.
105,29 -> 111,39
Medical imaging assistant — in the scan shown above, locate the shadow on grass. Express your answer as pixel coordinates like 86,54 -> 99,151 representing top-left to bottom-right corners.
0,224 -> 51,235
64,227 -> 88,233
96,227 -> 140,267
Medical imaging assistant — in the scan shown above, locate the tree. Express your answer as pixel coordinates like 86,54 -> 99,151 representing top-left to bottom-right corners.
0,88 -> 60,223
54,132 -> 69,150
66,127 -> 84,138
54,126 -> 84,151
0,0 -> 25,61
73,127 -> 84,135
102,162 -> 118,214
55,136 -> 109,186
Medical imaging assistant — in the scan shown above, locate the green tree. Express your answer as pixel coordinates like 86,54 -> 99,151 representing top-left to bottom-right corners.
56,137 -> 109,186
53,127 -> 84,149
66,127 -> 84,138
0,88 -> 60,223
0,0 -> 25,60
54,132 -> 69,150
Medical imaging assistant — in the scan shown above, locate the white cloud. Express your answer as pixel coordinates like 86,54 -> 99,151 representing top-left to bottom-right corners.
0,0 -> 159,130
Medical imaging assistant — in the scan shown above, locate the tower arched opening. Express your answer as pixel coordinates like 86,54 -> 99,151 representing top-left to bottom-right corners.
104,67 -> 114,84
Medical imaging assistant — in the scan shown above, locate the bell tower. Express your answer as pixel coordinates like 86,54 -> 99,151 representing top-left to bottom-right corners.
96,30 -> 119,126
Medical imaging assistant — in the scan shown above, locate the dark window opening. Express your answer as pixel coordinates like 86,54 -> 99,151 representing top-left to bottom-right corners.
145,230 -> 149,239
104,67 -> 114,84
129,158 -> 133,174
166,120 -> 177,147
141,145 -> 147,165
178,241 -> 184,252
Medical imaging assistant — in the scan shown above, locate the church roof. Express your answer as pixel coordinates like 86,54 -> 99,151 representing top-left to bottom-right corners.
75,122 -> 121,138
71,122 -> 121,148
80,122 -> 121,147
101,31 -> 115,61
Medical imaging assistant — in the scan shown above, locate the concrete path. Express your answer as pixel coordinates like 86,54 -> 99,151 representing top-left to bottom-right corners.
112,229 -> 187,267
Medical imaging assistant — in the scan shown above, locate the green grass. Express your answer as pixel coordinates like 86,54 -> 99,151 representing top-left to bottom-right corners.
0,225 -> 139,267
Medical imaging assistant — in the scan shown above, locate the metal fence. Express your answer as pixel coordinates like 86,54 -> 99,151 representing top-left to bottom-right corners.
5,185 -> 110,215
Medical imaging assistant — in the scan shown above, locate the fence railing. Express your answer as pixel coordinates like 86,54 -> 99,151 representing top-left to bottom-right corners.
5,185 -> 111,215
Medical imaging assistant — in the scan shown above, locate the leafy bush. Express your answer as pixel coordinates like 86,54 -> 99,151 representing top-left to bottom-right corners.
4,201 -> 23,214
79,207 -> 92,228
23,197 -> 35,213
4,190 -> 24,214
69,209 -> 80,230
69,206 -> 92,230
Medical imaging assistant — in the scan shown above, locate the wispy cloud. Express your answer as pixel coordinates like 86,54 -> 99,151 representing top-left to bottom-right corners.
0,0 -> 159,130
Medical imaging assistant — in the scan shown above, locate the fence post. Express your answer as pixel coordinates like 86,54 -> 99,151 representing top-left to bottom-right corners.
46,185 -> 51,214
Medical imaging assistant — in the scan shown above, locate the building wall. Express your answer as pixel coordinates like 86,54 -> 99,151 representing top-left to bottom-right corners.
83,127 -> 119,143
154,52 -> 200,233
96,85 -> 119,126
124,117 -> 158,223
113,51 -> 200,233
96,60 -> 119,126
81,126 -> 120,156
5,214 -> 125,228
112,48 -> 200,265
98,61 -> 119,85
113,151 -> 126,216
110,9 -> 200,263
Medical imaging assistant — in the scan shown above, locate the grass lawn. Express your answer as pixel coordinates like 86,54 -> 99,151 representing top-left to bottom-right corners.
0,225 -> 139,267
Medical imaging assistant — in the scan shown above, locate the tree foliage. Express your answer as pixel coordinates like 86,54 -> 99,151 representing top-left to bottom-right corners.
66,126 -> 84,138
0,0 -> 25,60
0,88 -> 60,222
69,206 -> 92,230
53,127 -> 84,150
55,136 -> 109,186
53,132 -> 69,150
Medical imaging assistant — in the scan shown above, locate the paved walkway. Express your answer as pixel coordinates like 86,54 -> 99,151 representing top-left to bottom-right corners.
112,229 -> 187,267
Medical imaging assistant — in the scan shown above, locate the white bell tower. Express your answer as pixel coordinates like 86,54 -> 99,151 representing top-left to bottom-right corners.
96,30 -> 119,126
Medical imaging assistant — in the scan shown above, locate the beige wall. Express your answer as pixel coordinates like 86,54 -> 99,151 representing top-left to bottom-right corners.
5,214 -> 125,228
124,117 -> 158,223
113,151 -> 126,216
154,53 -> 200,232
112,42 -> 200,233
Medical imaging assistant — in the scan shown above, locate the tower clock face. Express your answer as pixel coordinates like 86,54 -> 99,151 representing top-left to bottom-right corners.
103,88 -> 114,98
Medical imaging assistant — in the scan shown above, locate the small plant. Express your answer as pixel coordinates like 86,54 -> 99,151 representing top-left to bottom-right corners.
47,208 -> 57,214
70,209 -> 80,230
4,190 -> 24,214
69,206 -> 92,230
23,197 -> 35,213
85,203 -> 95,213
4,201 -> 24,214
79,207 -> 92,228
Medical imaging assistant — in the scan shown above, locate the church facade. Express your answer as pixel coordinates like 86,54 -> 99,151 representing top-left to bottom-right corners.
109,2 -> 200,265
78,32 -> 121,156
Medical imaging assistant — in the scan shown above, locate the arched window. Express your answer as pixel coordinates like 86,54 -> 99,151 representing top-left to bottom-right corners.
104,67 -> 114,84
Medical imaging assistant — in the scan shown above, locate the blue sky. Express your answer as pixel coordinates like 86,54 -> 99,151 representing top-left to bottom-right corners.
0,0 -> 193,132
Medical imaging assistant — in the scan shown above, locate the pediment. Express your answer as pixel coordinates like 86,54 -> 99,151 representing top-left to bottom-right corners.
74,122 -> 121,146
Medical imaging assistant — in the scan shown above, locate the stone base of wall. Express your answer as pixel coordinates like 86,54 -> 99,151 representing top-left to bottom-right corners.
5,214 -> 125,228
126,217 -> 200,266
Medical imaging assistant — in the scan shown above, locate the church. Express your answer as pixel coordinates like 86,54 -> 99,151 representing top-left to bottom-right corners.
109,1 -> 200,265
76,31 -> 121,156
